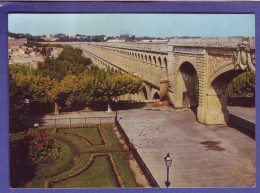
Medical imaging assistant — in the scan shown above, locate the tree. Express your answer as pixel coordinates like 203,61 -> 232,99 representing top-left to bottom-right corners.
37,45 -> 91,81
77,67 -> 144,112
35,45 -> 91,114
46,75 -> 79,114
9,69 -> 30,131
228,72 -> 255,98
9,65 -> 50,131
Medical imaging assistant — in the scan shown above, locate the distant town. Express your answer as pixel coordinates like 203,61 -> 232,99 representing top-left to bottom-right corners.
8,32 -> 203,67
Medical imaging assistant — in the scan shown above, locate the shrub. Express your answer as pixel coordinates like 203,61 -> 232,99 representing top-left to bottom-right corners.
26,129 -> 61,166
10,138 -> 37,187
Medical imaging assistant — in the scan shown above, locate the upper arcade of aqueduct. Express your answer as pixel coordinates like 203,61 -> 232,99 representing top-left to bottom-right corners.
48,37 -> 255,125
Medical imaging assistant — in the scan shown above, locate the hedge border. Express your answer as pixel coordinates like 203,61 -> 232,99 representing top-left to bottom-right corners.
45,153 -> 124,188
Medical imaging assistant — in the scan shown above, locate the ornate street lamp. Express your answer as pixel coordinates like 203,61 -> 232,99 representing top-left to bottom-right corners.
164,153 -> 172,188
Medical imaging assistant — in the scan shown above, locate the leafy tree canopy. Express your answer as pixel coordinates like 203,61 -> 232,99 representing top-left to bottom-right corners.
75,67 -> 144,103
37,45 -> 92,81
9,45 -> 144,128
228,72 -> 255,98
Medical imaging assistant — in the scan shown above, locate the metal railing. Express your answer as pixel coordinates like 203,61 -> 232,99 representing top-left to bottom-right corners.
26,116 -> 159,187
27,116 -> 115,128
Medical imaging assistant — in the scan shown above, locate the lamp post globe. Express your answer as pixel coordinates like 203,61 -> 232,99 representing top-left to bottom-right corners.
165,153 -> 172,168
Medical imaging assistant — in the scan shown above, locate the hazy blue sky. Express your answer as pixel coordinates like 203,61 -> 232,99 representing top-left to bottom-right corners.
8,14 -> 255,37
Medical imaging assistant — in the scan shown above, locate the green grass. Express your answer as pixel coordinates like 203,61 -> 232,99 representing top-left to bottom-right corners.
9,131 -> 27,142
33,140 -> 74,179
53,155 -> 118,188
54,134 -> 90,152
9,130 -> 27,137
59,127 -> 102,145
31,153 -> 91,188
11,126 -> 139,188
111,153 -> 138,187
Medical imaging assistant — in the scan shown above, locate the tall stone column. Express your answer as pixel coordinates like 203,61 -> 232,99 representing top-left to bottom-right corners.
196,53 -> 229,125
196,55 -> 208,124
201,92 -> 229,125
160,66 -> 168,100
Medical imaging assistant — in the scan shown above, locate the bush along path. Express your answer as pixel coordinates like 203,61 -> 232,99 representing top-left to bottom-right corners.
11,125 -> 139,188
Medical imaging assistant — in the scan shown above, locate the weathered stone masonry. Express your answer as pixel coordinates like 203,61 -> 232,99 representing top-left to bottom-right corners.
55,37 -> 255,125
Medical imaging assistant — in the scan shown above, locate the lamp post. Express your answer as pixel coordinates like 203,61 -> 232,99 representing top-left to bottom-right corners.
164,153 -> 172,188
115,97 -> 118,121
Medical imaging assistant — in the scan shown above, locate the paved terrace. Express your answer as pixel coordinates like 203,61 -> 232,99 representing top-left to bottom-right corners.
35,105 -> 255,188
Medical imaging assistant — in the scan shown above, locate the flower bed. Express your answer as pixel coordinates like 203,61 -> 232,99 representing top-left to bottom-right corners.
12,126 -> 138,188
26,129 -> 61,166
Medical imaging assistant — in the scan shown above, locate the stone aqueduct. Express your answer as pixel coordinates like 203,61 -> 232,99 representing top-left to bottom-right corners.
56,37 -> 255,125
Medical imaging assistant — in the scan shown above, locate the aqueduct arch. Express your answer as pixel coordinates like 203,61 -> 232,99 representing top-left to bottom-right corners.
66,37 -> 255,125
203,69 -> 244,124
140,86 -> 149,101
174,62 -> 198,109
152,92 -> 160,100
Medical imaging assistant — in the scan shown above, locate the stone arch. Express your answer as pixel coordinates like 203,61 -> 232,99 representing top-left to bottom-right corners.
175,61 -> 198,109
209,64 -> 237,84
159,56 -> 169,101
148,55 -> 152,65
153,56 -> 157,66
203,68 -> 245,125
153,92 -> 160,100
163,57 -> 167,68
145,55 -> 148,63
163,57 -> 168,74
158,57 -> 162,67
141,86 -> 149,100
150,88 -> 160,100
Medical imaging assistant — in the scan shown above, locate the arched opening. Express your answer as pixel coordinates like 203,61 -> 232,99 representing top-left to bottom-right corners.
153,92 -> 160,100
163,58 -> 168,73
176,62 -> 198,109
142,87 -> 148,100
153,56 -> 157,66
205,69 -> 245,124
158,57 -> 162,67
148,55 -> 152,64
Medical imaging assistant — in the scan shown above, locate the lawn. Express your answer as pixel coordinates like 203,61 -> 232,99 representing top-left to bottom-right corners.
10,126 -> 138,188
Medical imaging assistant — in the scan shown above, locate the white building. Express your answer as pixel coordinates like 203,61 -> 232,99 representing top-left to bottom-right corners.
107,39 -> 126,43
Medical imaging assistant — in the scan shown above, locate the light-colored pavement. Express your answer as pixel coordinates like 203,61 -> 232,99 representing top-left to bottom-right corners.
36,105 -> 255,188
228,106 -> 255,124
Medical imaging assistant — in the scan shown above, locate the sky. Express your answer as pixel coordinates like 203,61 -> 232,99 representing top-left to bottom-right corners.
8,14 -> 255,38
